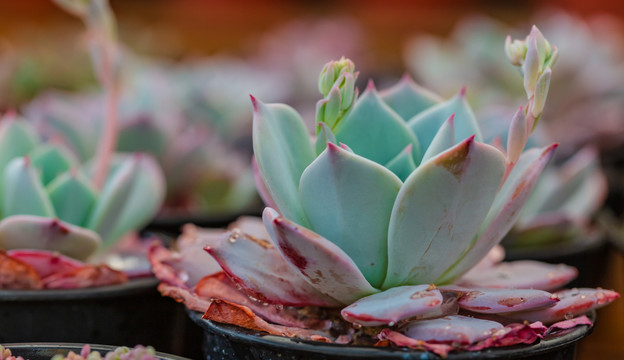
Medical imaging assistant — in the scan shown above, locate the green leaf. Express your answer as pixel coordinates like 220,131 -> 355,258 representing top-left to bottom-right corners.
0,117 -> 40,210
383,137 -> 505,288
408,89 -> 482,153
315,122 -> 337,155
87,155 -> 165,248
421,114 -> 456,163
336,85 -> 421,165
379,75 -> 442,120
47,170 -> 97,227
385,145 -> 416,182
2,157 -> 55,218
299,143 -> 402,288
252,97 -> 315,226
117,117 -> 167,158
29,144 -> 78,186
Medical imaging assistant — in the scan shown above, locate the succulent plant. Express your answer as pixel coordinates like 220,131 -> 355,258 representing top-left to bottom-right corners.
0,0 -> 165,263
51,344 -> 158,360
0,113 -> 164,261
24,60 -> 262,216
149,27 -> 618,356
249,27 -> 556,299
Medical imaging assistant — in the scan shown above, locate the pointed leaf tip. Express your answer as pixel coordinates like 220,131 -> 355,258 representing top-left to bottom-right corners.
400,73 -> 414,83
366,79 -> 376,92
250,95 -> 258,112
459,86 -> 467,97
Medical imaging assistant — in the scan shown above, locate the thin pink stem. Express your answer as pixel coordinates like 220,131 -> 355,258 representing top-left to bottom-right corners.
92,43 -> 118,190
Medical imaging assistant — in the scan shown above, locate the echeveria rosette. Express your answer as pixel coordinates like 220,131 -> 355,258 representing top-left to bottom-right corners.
248,33 -> 556,306
0,113 -> 165,261
168,27 -> 620,355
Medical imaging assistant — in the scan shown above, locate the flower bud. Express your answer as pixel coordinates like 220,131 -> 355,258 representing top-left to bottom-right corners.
317,57 -> 356,97
505,36 -> 526,66
315,57 -> 358,133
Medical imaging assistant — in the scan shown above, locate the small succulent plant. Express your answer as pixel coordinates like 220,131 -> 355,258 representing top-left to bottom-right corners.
0,113 -> 164,261
0,344 -> 158,360
0,0 -> 165,267
51,345 -> 158,360
249,27 -> 555,299
24,57 -> 265,217
149,27 -> 618,356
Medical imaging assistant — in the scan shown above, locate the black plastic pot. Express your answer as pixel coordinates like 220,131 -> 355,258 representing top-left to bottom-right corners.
186,309 -> 594,360
0,278 -> 199,358
504,234 -> 608,289
2,343 -> 189,360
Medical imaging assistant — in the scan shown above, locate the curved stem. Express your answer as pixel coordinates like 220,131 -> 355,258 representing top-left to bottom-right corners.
92,45 -> 118,190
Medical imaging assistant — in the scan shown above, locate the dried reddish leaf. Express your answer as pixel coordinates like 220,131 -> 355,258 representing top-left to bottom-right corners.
196,273 -> 331,329
203,299 -> 331,339
467,322 -> 546,351
42,265 -> 128,289
377,329 -> 454,357
157,283 -> 213,312
0,250 -> 42,289
148,243 -> 190,289
7,249 -> 83,278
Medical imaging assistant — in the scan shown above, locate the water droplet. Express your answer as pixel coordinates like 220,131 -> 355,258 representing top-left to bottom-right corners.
275,304 -> 284,311
353,324 -> 362,329
570,288 -> 580,296
564,312 -> 574,320
388,321 -> 396,327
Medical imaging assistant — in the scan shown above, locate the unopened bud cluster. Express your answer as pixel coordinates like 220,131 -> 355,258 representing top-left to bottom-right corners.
316,57 -> 358,132
505,26 -> 558,119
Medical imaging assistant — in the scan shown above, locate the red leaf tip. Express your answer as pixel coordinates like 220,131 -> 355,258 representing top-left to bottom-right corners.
366,79 -> 377,92
249,95 -> 258,112
459,86 -> 467,97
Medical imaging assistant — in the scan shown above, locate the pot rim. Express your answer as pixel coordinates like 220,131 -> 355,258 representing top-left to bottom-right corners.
186,308 -> 595,359
1,342 -> 190,360
0,277 -> 159,301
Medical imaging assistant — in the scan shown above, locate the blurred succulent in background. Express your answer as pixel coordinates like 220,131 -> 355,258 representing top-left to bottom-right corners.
503,147 -> 608,252
0,113 -> 164,261
24,57 -> 269,217
151,27 -> 618,356
405,10 -> 624,155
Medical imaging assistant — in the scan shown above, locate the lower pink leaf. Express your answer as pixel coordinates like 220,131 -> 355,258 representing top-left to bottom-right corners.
458,260 -> 577,291
205,229 -> 339,307
502,288 -> 619,324
341,285 -> 457,326
441,286 -> 559,314
398,315 -> 505,345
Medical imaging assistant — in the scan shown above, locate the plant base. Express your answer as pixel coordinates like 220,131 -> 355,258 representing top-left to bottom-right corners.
186,308 -> 594,360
